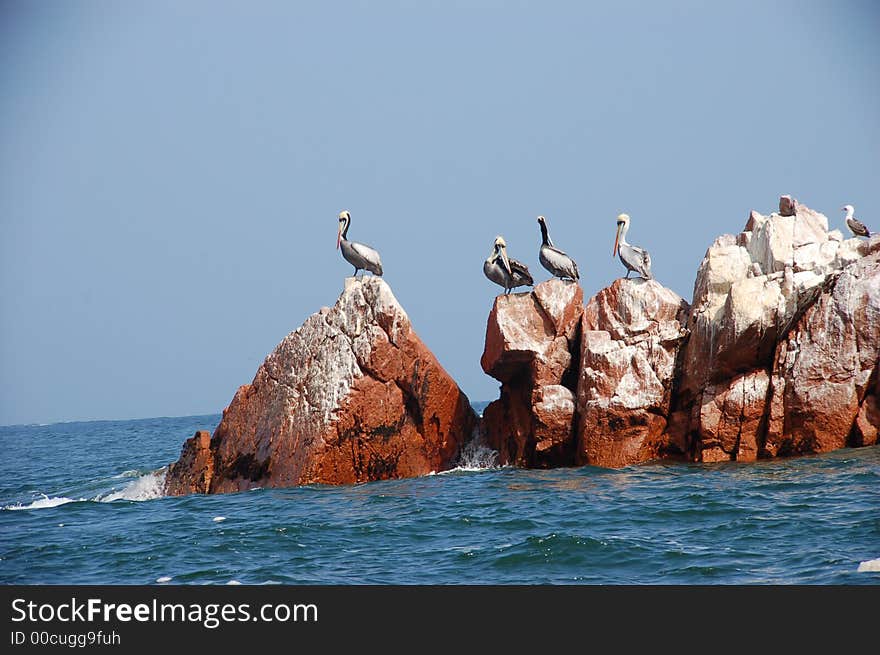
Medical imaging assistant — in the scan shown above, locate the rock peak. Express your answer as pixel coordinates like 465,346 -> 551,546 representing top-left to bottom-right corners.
165,274 -> 476,495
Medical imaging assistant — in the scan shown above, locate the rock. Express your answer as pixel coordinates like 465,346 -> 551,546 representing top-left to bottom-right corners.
165,431 -> 213,496
681,205 -> 838,404
674,200 -> 880,461
764,251 -> 880,456
575,278 -> 689,467
677,201 -> 880,462
695,371 -> 769,463
165,277 -> 478,494
480,279 -> 583,466
852,387 -> 879,447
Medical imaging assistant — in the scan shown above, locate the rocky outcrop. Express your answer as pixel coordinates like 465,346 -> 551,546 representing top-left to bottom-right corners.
479,198 -> 879,469
576,279 -> 690,467
165,277 -> 477,495
765,251 -> 880,455
166,431 -> 213,496
480,279 -> 583,466
676,201 -> 880,462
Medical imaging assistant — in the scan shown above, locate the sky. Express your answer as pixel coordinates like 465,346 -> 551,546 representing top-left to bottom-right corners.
1,1 -> 878,425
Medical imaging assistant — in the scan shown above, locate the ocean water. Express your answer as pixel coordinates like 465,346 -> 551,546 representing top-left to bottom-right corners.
1,410 -> 878,585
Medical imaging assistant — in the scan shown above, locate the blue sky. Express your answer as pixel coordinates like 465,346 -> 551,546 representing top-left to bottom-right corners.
1,1 -> 878,425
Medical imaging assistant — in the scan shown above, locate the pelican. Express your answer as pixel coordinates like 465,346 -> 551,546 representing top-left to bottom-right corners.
613,213 -> 653,280
536,215 -> 579,281
483,236 -> 533,295
336,210 -> 383,276
842,205 -> 871,238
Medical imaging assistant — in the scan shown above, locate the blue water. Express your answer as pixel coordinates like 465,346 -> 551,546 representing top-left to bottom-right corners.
1,410 -> 878,585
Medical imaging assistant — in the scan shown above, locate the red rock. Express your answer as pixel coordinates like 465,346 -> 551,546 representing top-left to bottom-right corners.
164,277 -> 477,494
165,430 -> 213,496
576,278 -> 689,467
694,371 -> 769,463
764,251 -> 880,456
480,279 -> 583,467
532,385 -> 576,453
852,390 -> 879,447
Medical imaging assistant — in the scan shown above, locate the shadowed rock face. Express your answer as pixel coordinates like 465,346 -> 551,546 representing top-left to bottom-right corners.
576,278 -> 690,467
165,277 -> 477,495
480,279 -> 583,467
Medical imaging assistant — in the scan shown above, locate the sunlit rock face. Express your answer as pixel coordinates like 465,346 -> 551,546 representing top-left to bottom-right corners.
480,200 -> 879,469
480,279 -> 583,467
676,201 -> 880,462
165,277 -> 477,495
575,278 -> 690,467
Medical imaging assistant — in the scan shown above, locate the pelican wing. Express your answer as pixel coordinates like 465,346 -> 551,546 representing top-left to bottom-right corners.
634,246 -> 652,279
349,241 -> 383,275
621,243 -> 652,279
509,258 -> 534,286
541,245 -> 579,280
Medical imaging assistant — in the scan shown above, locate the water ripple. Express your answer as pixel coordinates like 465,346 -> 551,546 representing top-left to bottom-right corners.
1,416 -> 879,584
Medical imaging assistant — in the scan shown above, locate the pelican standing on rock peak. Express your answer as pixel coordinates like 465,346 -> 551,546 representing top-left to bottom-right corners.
336,210 -> 383,277
536,216 -> 579,281
483,236 -> 534,295
613,213 -> 653,280
842,205 -> 871,238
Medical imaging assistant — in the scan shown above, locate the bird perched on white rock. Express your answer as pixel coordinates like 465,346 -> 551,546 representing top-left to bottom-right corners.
336,210 -> 383,277
842,205 -> 871,238
536,215 -> 579,281
483,236 -> 534,295
613,213 -> 653,280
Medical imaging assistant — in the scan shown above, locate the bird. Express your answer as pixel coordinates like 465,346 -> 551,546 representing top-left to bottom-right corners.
842,205 -> 871,238
536,215 -> 580,281
483,236 -> 534,295
336,210 -> 383,277
613,213 -> 653,280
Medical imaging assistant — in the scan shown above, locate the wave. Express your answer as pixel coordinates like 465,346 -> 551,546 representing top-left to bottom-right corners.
439,436 -> 500,474
98,469 -> 167,502
112,469 -> 143,479
3,469 -> 167,510
857,558 -> 880,573
3,495 -> 82,511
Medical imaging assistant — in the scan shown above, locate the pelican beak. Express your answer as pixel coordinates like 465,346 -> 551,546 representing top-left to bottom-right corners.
613,223 -> 621,256
336,223 -> 342,249
499,247 -> 512,276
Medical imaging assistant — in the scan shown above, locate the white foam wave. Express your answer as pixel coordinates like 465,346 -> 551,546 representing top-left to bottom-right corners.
3,469 -> 167,510
3,495 -> 81,511
98,470 -> 166,502
857,558 -> 880,573
439,437 -> 500,474
112,469 -> 142,479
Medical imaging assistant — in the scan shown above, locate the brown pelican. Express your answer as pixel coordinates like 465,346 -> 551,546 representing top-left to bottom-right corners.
336,210 -> 383,276
842,205 -> 871,238
536,216 -> 579,281
483,236 -> 533,295
613,213 -> 653,280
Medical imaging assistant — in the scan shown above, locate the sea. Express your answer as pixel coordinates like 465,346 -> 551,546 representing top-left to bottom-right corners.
1,406 -> 878,585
